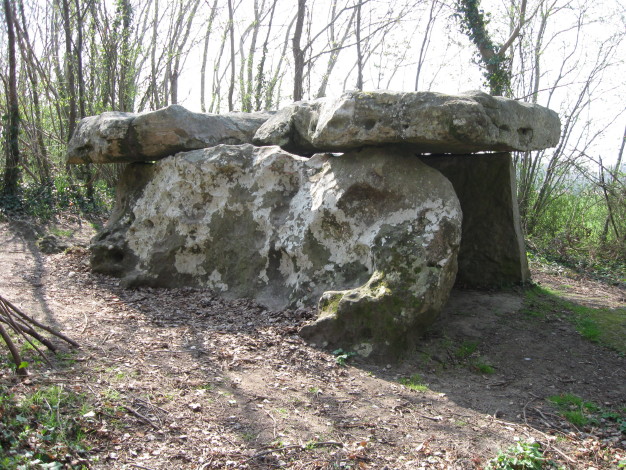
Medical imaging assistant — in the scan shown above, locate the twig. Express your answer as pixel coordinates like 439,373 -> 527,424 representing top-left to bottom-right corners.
129,464 -> 156,470
0,314 -> 57,351
133,396 -> 169,416
0,295 -> 79,348
0,322 -> 27,376
81,312 -> 88,334
523,397 -> 536,425
197,457 -> 214,470
122,405 -> 160,430
1,305 -> 54,368
418,414 -> 442,421
248,441 -> 343,461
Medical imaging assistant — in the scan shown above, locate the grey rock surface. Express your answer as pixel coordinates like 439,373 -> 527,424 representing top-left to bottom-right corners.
67,105 -> 271,164
421,153 -> 530,287
254,90 -> 561,154
91,144 -> 461,358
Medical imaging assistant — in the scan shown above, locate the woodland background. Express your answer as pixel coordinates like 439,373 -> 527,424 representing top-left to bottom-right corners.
1,0 -> 625,282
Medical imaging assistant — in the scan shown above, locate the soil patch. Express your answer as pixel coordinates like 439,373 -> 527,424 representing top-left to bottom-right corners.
0,218 -> 624,469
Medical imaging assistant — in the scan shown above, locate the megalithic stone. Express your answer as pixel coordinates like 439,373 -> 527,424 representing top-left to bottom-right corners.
90,144 -> 462,359
254,90 -> 561,154
420,153 -> 529,287
66,104 -> 272,164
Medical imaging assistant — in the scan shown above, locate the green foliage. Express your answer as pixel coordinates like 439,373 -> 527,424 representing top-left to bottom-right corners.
526,187 -> 626,287
307,386 -> 321,395
485,441 -> 553,469
0,176 -> 114,220
454,340 -> 479,359
471,360 -> 495,374
332,348 -> 356,366
453,0 -> 511,95
0,384 -> 91,468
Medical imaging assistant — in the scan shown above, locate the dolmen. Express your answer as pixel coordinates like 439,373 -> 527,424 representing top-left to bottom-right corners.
67,90 -> 560,359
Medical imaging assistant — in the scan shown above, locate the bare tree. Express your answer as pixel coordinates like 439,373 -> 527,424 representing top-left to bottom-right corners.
355,0 -> 363,90
314,2 -> 356,98
227,0 -> 236,110
200,0 -> 219,112
292,0 -> 306,101
2,0 -> 21,196
511,1 -> 625,235
415,0 -> 443,91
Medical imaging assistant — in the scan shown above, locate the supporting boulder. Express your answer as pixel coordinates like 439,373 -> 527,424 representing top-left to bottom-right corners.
91,144 -> 462,358
421,153 -> 529,287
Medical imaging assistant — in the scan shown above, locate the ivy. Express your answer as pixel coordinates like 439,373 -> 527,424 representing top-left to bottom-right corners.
454,0 -> 511,96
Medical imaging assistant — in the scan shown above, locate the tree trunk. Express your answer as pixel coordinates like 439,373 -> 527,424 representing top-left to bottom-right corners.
16,0 -> 51,187
74,0 -> 95,203
118,0 -> 133,111
455,0 -> 526,96
292,0 -> 306,101
255,0 -> 278,110
200,0 -> 219,112
151,0 -> 160,109
415,0 -> 440,91
61,0 -> 77,138
227,0 -> 236,111
2,0 -> 21,197
355,0 -> 363,90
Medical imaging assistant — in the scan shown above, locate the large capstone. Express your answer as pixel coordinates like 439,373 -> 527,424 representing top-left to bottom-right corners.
67,105 -> 271,164
254,90 -> 561,154
92,144 -> 462,358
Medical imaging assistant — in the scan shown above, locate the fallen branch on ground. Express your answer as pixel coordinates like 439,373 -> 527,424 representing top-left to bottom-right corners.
248,441 -> 344,461
0,293 -> 80,376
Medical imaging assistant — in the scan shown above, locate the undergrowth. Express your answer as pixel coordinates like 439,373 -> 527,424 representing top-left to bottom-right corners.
0,177 -> 114,221
0,383 -> 92,468
527,248 -> 626,289
0,336 -> 95,468
485,441 -> 556,469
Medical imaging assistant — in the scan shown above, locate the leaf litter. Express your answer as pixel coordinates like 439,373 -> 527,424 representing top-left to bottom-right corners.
0,218 -> 624,469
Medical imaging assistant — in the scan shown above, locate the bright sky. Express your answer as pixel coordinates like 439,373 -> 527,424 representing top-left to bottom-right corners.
166,0 -> 624,166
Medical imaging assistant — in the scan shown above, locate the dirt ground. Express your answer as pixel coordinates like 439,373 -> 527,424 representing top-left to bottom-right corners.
0,215 -> 625,469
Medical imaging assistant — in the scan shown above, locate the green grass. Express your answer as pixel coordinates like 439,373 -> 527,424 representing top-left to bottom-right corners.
49,227 -> 73,238
197,383 -> 215,392
471,360 -> 495,374
241,431 -> 258,442
0,384 -> 92,468
522,286 -> 626,353
399,373 -> 429,392
454,340 -> 479,359
526,187 -> 626,288
547,393 -> 617,428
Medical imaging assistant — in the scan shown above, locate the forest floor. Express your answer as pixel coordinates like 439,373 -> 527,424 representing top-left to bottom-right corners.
0,214 -> 625,469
